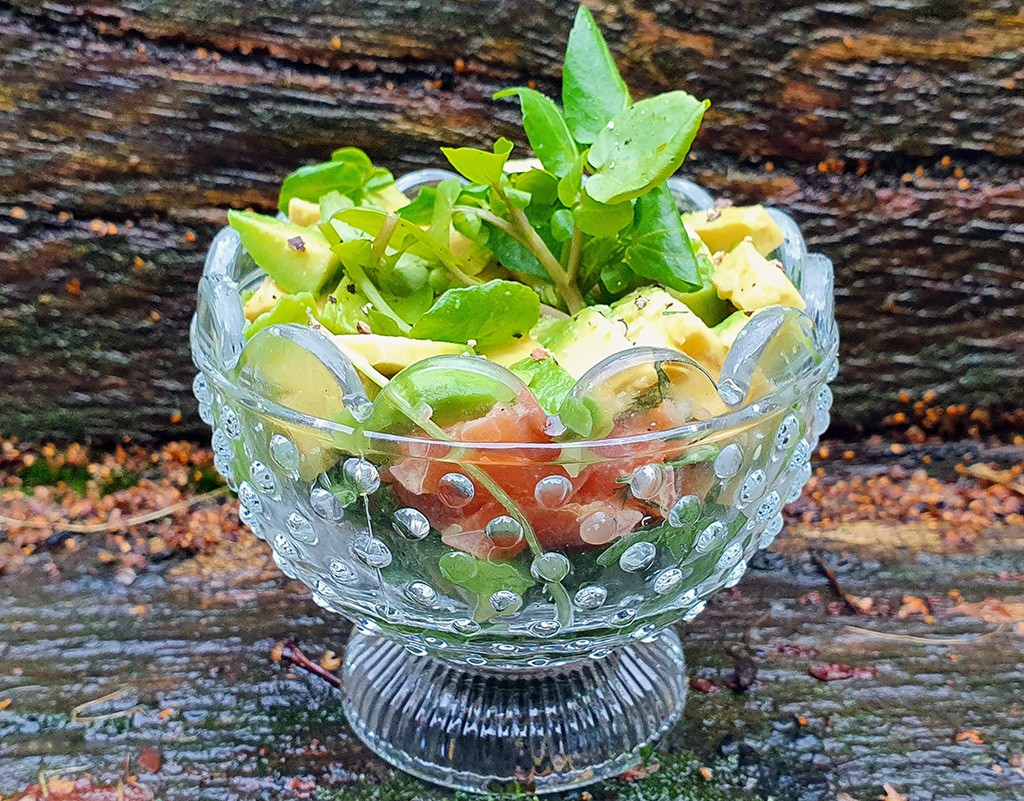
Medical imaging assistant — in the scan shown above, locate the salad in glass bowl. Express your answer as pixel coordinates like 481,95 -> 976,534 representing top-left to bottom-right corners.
191,5 -> 837,794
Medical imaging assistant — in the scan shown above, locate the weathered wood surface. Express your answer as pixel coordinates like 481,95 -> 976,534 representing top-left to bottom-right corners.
1,523 -> 1023,800
1,1 -> 1023,441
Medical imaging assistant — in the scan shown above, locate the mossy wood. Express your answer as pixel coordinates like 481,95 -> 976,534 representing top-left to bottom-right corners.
1,2 -> 1022,441
1,522 -> 1023,799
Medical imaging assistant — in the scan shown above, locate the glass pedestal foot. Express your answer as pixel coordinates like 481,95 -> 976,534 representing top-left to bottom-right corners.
341,628 -> 687,794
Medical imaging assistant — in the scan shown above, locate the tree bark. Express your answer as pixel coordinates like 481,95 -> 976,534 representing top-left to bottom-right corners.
1,2 -> 1022,441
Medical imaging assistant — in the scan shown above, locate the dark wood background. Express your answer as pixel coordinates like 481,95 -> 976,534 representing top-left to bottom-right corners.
2,0 -> 1022,442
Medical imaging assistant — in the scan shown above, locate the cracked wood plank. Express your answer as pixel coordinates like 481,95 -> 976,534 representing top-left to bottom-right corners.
1,2 -> 1022,440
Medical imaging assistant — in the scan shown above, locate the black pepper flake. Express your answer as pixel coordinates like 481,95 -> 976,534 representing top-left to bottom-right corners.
327,295 -> 338,304
512,332 -> 523,339
346,283 -> 357,294
287,236 -> 306,252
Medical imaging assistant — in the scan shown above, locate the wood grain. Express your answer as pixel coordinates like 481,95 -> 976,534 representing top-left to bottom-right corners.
1,2 -> 1022,440
1,530 -> 1023,800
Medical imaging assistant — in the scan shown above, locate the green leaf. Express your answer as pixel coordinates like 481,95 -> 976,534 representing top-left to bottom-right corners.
557,151 -> 587,207
562,5 -> 630,145
573,189 -> 634,237
441,137 -> 514,186
600,261 -> 642,296
494,87 -> 578,176
512,169 -> 560,206
624,183 -> 702,292
484,224 -> 551,281
397,186 -> 437,225
665,443 -> 720,468
338,208 -> 456,268
439,551 -> 534,622
550,208 -> 575,243
409,279 -> 540,348
318,190 -> 355,225
278,160 -> 363,213
586,91 -> 709,204
503,185 -> 533,209
557,395 -> 599,438
509,355 -> 577,415
330,146 -> 375,173
429,178 -> 463,246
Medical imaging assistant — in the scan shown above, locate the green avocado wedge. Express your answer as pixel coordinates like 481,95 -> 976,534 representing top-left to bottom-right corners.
229,210 -> 342,294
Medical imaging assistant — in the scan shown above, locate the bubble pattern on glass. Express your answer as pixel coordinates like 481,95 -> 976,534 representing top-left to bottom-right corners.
191,186 -> 837,667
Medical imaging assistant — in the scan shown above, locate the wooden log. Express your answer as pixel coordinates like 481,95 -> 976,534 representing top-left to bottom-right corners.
1,524 -> 1022,799
1,3 -> 1022,440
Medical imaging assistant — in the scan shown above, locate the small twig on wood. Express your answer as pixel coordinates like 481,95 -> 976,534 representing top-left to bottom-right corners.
811,553 -> 873,615
71,687 -> 146,723
274,639 -> 343,690
958,463 -> 1024,497
0,486 -> 230,534
844,623 -> 1006,644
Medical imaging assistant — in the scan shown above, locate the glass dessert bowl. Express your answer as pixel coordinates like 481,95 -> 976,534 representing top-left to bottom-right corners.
190,170 -> 838,793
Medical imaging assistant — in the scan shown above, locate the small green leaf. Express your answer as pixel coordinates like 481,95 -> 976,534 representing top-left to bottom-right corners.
439,552 -> 534,622
429,178 -> 463,246
665,443 -> 721,468
409,279 -> 540,348
557,395 -> 599,438
512,169 -> 560,206
484,224 -> 551,281
509,355 -> 577,415
586,91 -> 709,204
338,208 -> 455,267
600,261 -> 642,296
557,151 -> 587,207
330,147 -> 375,173
441,137 -> 514,186
503,186 -> 533,210
494,87 -> 579,176
278,160 -> 363,213
573,190 -> 634,237
562,5 -> 631,145
397,186 -> 437,225
624,183 -> 702,292
550,208 -> 575,243
318,190 -> 355,225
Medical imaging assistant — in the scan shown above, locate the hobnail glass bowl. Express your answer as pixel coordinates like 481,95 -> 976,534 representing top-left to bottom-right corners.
190,173 -> 838,794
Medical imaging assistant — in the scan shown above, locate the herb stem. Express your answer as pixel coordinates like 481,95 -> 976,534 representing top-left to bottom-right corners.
566,224 -> 583,287
340,257 -> 411,335
488,184 -> 584,314
539,303 -> 570,320
452,206 -> 516,238
380,396 -> 574,628
371,213 -> 400,262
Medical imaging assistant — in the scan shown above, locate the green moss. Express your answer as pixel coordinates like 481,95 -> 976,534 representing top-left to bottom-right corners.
18,462 -> 140,495
20,460 -> 92,494
314,750 -> 760,801
190,464 -> 225,494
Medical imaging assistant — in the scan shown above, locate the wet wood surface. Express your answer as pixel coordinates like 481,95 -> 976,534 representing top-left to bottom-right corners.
1,1 -> 1023,441
1,519 -> 1023,800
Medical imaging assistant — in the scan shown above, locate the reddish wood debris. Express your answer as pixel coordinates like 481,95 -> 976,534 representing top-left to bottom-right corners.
809,663 -> 879,682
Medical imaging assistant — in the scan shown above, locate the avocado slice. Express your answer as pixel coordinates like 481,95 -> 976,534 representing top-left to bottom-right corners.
287,197 -> 321,226
611,287 -> 727,374
667,222 -> 730,326
682,205 -> 785,256
360,356 -> 521,433
536,306 -> 632,379
712,310 -> 749,349
331,334 -> 472,377
228,209 -> 341,294
237,327 -> 362,479
711,240 -> 805,312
